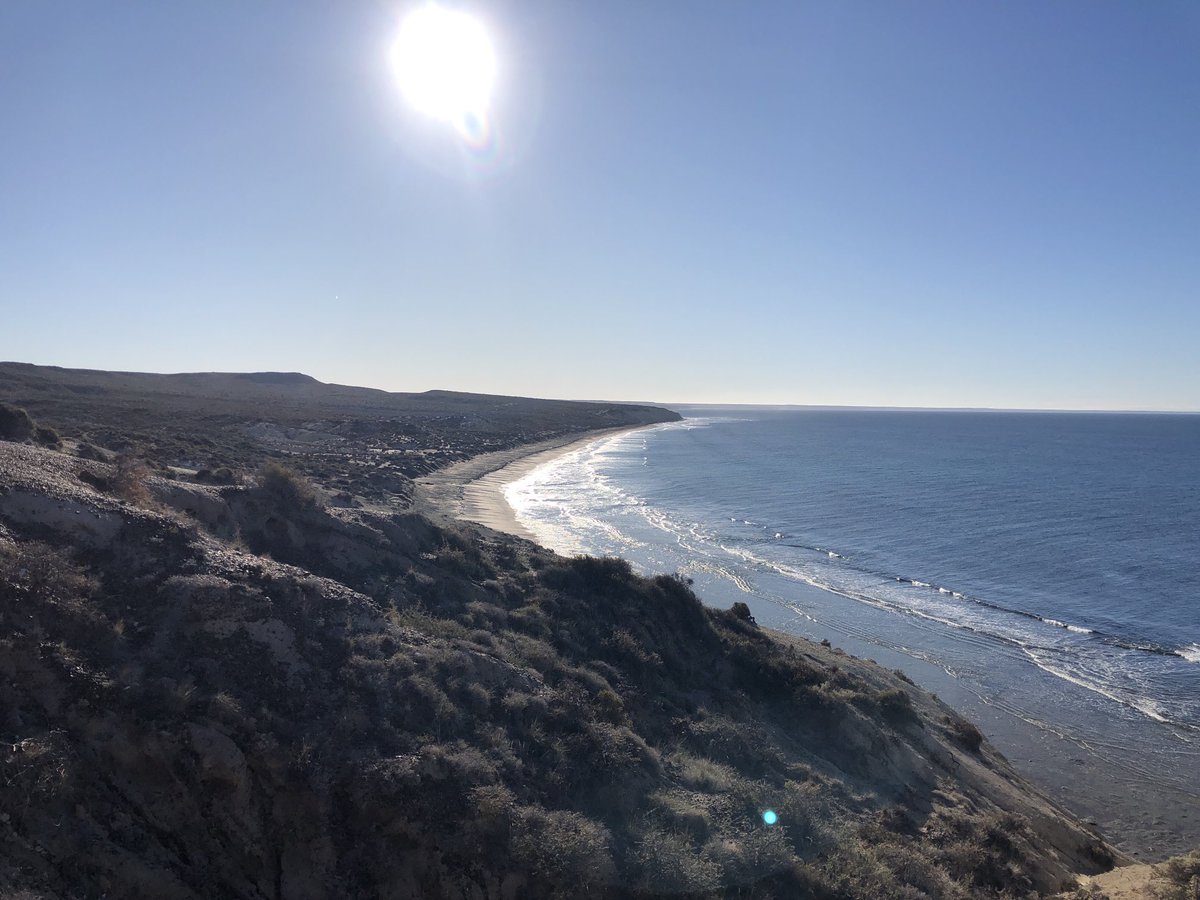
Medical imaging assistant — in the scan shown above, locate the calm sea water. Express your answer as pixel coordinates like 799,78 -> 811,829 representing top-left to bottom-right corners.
506,409 -> 1200,853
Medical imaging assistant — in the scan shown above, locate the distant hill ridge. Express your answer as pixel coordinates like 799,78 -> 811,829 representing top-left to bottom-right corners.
0,361 -> 681,507
229,371 -> 321,385
0,362 -> 671,412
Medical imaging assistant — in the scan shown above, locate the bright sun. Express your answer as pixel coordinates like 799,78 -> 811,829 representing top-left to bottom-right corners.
391,5 -> 496,128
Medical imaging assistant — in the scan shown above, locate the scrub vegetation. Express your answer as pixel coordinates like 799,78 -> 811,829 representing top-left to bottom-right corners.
0,402 -> 60,448
1155,850 -> 1200,900
0,364 -> 1123,898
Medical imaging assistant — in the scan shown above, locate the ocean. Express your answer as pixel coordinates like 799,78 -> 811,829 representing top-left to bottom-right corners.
505,408 -> 1200,856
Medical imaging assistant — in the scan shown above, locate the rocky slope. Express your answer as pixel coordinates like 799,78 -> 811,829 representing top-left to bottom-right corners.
0,431 -> 1125,899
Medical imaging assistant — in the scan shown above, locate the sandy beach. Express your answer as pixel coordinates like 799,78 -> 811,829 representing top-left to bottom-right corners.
414,425 -> 653,541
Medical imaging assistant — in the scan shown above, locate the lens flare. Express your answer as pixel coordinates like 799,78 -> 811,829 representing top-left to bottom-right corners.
391,4 -> 497,135
388,3 -> 539,180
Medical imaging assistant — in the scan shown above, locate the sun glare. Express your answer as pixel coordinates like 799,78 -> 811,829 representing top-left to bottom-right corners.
392,5 -> 496,133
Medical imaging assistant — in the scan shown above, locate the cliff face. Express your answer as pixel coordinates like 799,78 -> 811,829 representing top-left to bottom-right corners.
0,439 -> 1119,899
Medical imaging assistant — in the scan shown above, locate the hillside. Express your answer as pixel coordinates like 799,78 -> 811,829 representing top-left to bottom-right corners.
0,369 -> 1131,897
0,362 -> 679,505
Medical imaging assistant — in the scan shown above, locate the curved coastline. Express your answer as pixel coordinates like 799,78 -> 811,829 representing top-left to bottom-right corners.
414,425 -> 653,541
434,420 -> 1200,862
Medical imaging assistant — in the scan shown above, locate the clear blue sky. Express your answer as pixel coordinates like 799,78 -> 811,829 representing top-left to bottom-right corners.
2,1 -> 1197,409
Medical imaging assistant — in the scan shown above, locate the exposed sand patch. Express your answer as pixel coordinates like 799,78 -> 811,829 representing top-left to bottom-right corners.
1068,863 -> 1164,898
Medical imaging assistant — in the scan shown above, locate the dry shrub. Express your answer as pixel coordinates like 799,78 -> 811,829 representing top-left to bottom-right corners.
511,805 -> 616,885
471,783 -> 516,832
196,466 -> 239,485
673,751 -> 737,794
944,715 -> 985,753
76,442 -> 109,462
437,544 -> 492,580
0,402 -> 35,442
258,461 -> 318,508
926,809 -> 1032,893
730,601 -> 756,623
112,451 -> 153,506
873,687 -> 921,726
634,827 -> 723,893
34,425 -> 62,448
582,722 -> 660,774
815,842 -> 927,899
0,540 -> 96,605
422,742 -> 498,784
3,734 -> 75,806
1157,850 -> 1200,900
607,627 -> 663,669
649,791 -> 711,840
387,607 -> 472,641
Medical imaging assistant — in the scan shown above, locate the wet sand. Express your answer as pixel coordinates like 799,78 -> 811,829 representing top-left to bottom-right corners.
414,426 -> 650,539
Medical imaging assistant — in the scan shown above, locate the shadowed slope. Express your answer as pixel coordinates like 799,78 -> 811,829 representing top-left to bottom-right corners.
0,440 -> 1121,899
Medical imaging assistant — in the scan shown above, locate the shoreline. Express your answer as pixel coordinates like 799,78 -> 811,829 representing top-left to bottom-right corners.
414,425 -> 653,541
419,419 -> 1197,861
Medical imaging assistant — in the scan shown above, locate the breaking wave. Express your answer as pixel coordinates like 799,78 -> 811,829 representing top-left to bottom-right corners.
505,416 -> 1200,730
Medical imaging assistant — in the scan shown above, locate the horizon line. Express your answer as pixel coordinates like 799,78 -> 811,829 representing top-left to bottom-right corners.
641,401 -> 1200,415
3,360 -> 1196,416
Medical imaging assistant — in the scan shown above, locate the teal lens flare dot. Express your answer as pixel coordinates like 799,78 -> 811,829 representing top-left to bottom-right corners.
762,809 -> 778,825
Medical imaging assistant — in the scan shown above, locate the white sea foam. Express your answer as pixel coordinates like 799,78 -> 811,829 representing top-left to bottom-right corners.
1040,617 -> 1095,635
1020,649 -> 1168,722
1131,698 -> 1171,723
508,416 -> 1198,736
690,560 -> 756,594
1019,647 -> 1188,726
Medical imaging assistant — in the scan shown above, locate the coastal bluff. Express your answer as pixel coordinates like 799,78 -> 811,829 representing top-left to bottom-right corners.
0,364 -> 1170,898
